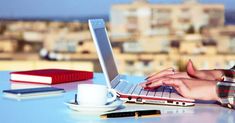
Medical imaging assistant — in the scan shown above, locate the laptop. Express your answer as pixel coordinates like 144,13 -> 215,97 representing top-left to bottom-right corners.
88,19 -> 194,106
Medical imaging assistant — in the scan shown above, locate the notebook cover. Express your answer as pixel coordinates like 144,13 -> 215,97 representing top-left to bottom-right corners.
10,69 -> 93,85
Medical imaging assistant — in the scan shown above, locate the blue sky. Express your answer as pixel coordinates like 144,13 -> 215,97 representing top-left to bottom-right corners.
0,0 -> 234,18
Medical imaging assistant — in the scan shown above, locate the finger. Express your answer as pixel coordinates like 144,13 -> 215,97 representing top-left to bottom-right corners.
145,68 -> 175,80
141,77 -> 166,88
162,78 -> 181,88
146,72 -> 187,84
186,59 -> 197,77
146,78 -> 169,88
166,72 -> 191,79
139,81 -> 153,88
162,78 -> 189,97
186,59 -> 214,80
146,68 -> 177,81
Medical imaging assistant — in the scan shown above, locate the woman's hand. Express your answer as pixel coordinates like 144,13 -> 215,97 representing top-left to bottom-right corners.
145,60 -> 225,82
145,68 -> 191,81
186,60 -> 224,81
141,77 -> 220,101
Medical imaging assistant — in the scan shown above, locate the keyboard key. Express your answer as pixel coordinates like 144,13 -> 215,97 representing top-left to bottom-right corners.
154,86 -> 164,97
122,83 -> 134,94
169,88 -> 187,100
114,81 -> 128,92
127,84 -> 137,94
139,89 -> 148,96
132,85 -> 142,95
111,80 -> 120,88
147,89 -> 156,97
162,86 -> 172,98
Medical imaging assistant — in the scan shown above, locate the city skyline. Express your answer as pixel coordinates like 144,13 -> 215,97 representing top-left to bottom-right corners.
0,0 -> 234,19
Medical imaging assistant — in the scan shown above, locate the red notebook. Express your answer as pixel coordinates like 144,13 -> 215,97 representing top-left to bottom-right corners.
10,69 -> 93,85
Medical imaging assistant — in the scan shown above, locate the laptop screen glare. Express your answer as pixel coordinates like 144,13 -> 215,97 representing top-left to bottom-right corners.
94,28 -> 119,82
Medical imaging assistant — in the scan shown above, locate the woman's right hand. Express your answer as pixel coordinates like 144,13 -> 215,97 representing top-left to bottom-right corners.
141,77 -> 220,101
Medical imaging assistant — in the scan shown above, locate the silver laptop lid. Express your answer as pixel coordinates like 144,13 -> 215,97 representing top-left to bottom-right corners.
88,19 -> 120,89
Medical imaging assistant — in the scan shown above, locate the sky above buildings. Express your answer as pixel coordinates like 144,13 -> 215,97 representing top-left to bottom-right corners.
0,0 -> 234,18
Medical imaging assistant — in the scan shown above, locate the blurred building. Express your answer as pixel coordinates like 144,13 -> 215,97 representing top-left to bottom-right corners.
109,0 -> 235,75
0,0 -> 235,76
111,0 -> 224,37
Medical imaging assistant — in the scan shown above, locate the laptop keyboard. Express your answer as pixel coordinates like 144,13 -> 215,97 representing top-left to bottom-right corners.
114,81 -> 186,100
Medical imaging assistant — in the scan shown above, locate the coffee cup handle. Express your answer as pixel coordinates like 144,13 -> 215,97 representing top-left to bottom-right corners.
107,89 -> 117,103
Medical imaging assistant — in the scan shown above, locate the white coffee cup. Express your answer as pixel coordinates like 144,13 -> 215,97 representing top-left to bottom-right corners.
77,84 -> 117,106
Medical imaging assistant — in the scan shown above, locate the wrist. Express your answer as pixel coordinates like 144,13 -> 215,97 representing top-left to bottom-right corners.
213,69 -> 225,81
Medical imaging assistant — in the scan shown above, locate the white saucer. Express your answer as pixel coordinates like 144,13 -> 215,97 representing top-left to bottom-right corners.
65,99 -> 123,112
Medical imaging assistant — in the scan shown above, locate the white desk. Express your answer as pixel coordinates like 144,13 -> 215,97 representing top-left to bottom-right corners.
0,71 -> 234,123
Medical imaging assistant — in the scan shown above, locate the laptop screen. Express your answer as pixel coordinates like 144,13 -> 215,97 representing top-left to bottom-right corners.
94,28 -> 119,82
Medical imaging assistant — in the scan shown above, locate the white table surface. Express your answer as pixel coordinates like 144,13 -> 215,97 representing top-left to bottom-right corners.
0,71 -> 234,123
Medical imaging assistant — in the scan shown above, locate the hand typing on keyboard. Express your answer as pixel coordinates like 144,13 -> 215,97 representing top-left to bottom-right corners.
140,60 -> 229,102
144,60 -> 224,82
141,77 -> 220,101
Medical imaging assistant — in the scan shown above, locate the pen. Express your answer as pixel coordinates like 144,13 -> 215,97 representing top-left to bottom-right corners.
100,110 -> 161,119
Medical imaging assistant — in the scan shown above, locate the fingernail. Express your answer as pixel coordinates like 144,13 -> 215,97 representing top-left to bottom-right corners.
144,86 -> 151,90
145,82 -> 153,87
146,83 -> 151,86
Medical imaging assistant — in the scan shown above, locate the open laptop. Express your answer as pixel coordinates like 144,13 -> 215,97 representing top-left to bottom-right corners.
88,19 -> 194,106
